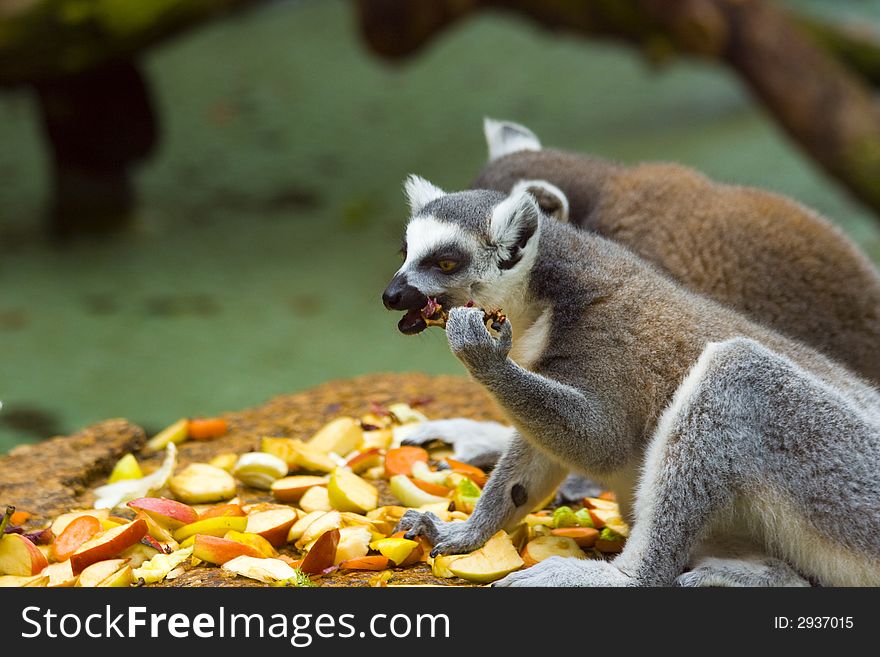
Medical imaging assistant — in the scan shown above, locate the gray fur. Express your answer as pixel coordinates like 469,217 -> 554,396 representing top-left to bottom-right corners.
391,180 -> 880,587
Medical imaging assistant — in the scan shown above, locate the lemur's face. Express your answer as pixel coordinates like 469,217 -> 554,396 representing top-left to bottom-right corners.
382,176 -> 542,335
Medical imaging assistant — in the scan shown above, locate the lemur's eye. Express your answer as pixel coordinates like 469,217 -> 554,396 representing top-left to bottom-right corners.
437,259 -> 459,273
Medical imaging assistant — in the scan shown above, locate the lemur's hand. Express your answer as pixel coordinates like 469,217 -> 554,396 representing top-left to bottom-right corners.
394,510 -> 490,557
446,306 -> 512,373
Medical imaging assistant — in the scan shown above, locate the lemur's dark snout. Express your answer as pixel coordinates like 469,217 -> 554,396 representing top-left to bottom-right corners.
382,274 -> 426,311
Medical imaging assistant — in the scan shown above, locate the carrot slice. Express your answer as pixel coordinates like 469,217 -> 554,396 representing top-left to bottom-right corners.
339,555 -> 390,571
550,527 -> 599,548
383,446 -> 429,478
409,477 -> 452,497
53,515 -> 103,561
444,458 -> 488,487
188,418 -> 228,440
10,510 -> 31,525
598,491 -> 617,502
199,504 -> 246,520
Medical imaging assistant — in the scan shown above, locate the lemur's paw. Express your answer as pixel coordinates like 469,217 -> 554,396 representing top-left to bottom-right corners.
400,418 -> 512,469
494,557 -> 637,587
446,307 -> 512,371
394,510 -> 486,557
674,556 -> 811,587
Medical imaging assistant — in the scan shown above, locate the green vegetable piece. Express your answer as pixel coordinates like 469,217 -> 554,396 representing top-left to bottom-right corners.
552,506 -> 578,529
574,509 -> 595,528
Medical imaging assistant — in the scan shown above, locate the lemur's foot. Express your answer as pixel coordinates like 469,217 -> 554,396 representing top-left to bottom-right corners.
674,556 -> 810,587
394,510 -> 488,557
447,306 -> 512,372
494,557 -> 637,587
400,418 -> 512,469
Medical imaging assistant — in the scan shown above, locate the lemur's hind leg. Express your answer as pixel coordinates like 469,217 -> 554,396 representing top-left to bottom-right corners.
675,555 -> 810,587
499,338 -> 784,587
402,418 -> 602,500
401,419 -> 514,468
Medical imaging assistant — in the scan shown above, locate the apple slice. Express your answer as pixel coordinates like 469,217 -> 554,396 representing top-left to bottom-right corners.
42,560 -> 77,587
297,511 -> 343,548
53,514 -> 103,562
118,542 -> 159,568
271,475 -> 329,503
97,564 -> 134,587
127,497 -> 199,529
169,463 -> 237,504
583,497 -> 619,511
389,474 -> 450,507
287,510 -> 328,543
145,417 -> 189,452
0,534 -> 49,576
411,460 -> 451,486
550,527 -> 599,547
291,443 -> 337,474
76,558 -> 128,587
364,506 -> 407,535
360,429 -> 393,451
224,531 -> 277,557
222,556 -> 299,583
331,526 -> 371,565
232,452 -> 288,490
133,511 -> 179,548
51,509 -> 110,537
108,453 -> 143,483
0,574 -> 49,587
245,508 -> 298,547
132,546 -> 193,584
69,519 -> 147,573
431,554 -> 465,578
193,535 -> 265,564
345,448 -> 383,475
328,469 -> 379,513
308,417 -> 363,455
261,437 -> 302,470
520,535 -> 586,566
370,537 -> 419,566
172,515 -> 248,542
299,485 -> 333,513
199,503 -> 246,520
209,452 -> 239,472
299,528 -> 339,574
448,531 -> 524,583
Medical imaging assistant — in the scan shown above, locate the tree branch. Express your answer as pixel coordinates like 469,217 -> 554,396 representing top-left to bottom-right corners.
355,0 -> 880,218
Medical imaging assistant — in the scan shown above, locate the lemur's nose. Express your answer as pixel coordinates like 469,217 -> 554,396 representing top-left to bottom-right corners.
382,274 -> 426,310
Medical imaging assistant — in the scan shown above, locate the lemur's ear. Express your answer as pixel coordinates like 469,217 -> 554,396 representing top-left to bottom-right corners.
511,179 -> 569,223
404,175 -> 445,215
489,188 -> 540,270
483,118 -> 541,162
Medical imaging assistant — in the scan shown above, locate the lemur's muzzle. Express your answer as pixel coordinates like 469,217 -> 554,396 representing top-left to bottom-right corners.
382,274 -> 429,334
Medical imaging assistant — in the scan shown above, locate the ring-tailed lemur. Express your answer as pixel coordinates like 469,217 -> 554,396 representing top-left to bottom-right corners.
402,119 -> 880,500
382,177 -> 880,586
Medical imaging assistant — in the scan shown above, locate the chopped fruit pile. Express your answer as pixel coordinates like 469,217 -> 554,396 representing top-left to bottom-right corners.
0,405 -> 628,588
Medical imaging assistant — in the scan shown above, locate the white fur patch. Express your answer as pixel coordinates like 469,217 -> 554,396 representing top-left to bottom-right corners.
510,308 -> 552,370
484,118 -> 541,161
511,179 -> 569,222
400,216 -> 465,271
404,175 -> 445,215
745,490 -> 880,586
488,188 -> 537,249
